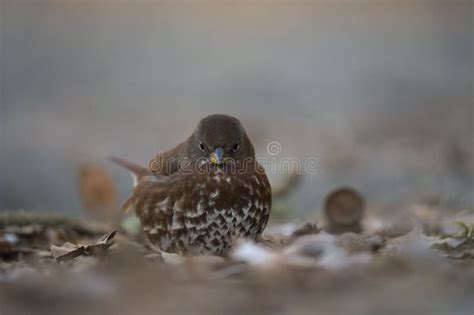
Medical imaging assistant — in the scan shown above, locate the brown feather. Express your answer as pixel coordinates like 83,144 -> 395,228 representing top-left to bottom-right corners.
118,114 -> 272,256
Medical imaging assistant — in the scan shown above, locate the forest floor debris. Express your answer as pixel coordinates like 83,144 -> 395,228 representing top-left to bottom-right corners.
0,207 -> 473,314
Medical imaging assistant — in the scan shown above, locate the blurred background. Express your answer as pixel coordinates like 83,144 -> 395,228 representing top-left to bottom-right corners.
0,0 -> 472,219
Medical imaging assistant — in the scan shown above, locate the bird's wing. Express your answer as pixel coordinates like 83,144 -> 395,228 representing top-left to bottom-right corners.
148,141 -> 186,176
121,175 -> 175,224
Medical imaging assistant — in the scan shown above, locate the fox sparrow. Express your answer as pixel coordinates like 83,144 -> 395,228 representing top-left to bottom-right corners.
112,114 -> 272,256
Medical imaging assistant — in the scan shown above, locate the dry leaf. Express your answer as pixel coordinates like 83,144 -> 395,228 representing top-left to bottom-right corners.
51,231 -> 116,263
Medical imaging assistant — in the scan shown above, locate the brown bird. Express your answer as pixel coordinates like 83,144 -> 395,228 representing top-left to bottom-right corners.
112,114 -> 272,256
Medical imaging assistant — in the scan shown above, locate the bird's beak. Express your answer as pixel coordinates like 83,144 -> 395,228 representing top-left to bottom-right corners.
210,147 -> 224,165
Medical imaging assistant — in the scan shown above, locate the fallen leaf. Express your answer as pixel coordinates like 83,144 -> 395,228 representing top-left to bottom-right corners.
51,231 -> 116,263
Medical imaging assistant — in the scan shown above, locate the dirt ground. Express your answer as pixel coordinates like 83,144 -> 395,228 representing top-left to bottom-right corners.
1,200 -> 473,315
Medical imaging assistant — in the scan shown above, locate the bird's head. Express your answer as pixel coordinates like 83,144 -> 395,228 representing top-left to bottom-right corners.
188,114 -> 255,167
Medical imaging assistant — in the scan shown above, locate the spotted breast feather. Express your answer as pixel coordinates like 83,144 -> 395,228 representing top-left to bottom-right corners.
124,165 -> 271,256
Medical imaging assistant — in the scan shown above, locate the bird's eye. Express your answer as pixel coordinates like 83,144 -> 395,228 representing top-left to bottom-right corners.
199,142 -> 206,151
232,143 -> 240,152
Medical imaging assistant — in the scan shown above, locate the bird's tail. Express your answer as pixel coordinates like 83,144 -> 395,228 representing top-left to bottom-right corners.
108,156 -> 151,187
